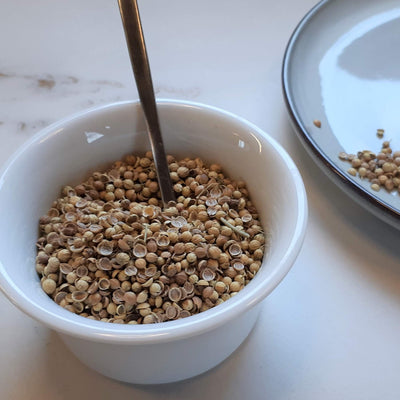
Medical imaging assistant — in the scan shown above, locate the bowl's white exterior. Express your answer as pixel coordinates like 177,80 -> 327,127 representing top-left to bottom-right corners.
61,304 -> 261,384
0,100 -> 307,384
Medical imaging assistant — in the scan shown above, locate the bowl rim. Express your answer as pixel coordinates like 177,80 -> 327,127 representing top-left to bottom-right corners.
0,99 -> 308,344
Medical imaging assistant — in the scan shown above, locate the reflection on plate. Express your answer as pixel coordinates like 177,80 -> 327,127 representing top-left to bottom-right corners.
282,0 -> 400,229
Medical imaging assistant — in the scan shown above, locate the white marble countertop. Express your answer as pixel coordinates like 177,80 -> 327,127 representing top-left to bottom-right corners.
1,1 -> 400,399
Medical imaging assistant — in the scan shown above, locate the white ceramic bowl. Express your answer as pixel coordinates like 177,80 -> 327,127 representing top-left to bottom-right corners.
0,100 -> 307,384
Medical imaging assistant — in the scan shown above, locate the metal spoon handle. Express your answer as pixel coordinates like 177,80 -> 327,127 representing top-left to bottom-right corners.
118,0 -> 175,205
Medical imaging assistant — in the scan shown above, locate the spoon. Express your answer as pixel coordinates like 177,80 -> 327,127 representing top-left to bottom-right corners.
118,0 -> 175,205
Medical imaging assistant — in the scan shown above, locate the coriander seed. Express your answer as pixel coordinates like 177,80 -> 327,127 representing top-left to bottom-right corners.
42,278 -> 56,295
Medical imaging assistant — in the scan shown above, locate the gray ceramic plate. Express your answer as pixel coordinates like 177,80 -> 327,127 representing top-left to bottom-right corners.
282,0 -> 400,229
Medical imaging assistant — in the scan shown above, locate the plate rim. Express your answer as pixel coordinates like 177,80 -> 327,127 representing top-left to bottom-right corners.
281,0 -> 400,226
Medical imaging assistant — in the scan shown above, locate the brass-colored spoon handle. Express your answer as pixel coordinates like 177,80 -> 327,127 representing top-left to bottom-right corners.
118,0 -> 175,205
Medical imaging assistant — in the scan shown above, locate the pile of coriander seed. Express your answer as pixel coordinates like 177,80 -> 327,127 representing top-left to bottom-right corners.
340,140 -> 400,193
36,152 -> 266,324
